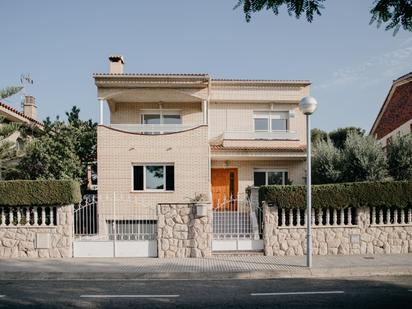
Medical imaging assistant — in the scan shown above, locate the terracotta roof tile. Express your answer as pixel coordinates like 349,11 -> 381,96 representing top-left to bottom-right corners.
93,73 -> 209,77
92,73 -> 310,84
212,78 -> 311,84
0,101 -> 43,127
210,144 -> 306,152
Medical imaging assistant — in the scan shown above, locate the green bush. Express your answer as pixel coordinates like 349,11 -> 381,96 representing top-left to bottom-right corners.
386,134 -> 412,181
259,181 -> 412,209
0,180 -> 81,206
340,132 -> 387,182
312,138 -> 341,184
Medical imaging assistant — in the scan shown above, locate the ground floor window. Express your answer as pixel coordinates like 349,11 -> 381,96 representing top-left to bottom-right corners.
253,169 -> 288,186
133,164 -> 174,191
106,220 -> 157,240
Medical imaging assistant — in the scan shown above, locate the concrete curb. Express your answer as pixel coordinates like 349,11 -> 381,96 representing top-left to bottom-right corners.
1,266 -> 412,280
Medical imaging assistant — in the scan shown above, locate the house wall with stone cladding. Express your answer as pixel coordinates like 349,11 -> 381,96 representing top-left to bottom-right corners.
157,203 -> 212,258
263,205 -> 412,256
0,204 -> 73,258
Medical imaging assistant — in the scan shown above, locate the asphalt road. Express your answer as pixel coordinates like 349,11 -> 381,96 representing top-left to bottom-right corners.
0,276 -> 411,308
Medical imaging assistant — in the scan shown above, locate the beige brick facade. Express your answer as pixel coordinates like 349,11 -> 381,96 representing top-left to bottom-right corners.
97,125 -> 210,216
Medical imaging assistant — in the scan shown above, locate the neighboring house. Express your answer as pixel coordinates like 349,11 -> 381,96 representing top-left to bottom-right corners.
94,55 -> 309,218
370,72 -> 412,147
0,96 -> 43,147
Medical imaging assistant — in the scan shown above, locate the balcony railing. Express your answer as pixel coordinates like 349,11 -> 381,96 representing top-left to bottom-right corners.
110,124 -> 198,134
223,130 -> 298,140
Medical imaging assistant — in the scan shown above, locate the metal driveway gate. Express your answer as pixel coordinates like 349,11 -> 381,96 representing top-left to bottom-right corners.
212,194 -> 263,252
73,193 -> 157,257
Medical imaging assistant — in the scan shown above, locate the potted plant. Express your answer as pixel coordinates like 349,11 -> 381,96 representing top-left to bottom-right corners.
190,193 -> 210,217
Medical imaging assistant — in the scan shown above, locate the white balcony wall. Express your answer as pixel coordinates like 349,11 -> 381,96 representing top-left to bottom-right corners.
110,102 -> 203,126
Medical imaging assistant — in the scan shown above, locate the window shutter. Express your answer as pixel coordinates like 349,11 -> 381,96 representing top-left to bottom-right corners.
284,172 -> 289,184
253,172 -> 266,186
133,166 -> 144,191
166,165 -> 175,191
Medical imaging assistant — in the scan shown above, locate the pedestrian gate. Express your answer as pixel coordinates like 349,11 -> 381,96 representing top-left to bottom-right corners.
212,194 -> 263,251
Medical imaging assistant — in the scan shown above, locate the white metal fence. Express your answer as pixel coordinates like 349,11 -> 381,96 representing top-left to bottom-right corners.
74,195 -> 97,237
74,193 -> 157,240
73,193 -> 158,257
212,194 -> 263,251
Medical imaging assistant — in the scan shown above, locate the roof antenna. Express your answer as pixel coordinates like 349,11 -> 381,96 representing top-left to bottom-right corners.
20,73 -> 34,109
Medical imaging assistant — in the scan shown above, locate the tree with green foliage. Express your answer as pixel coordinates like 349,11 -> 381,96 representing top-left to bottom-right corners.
17,106 -> 97,190
340,132 -> 387,182
65,106 -> 97,166
235,0 -> 412,35
0,86 -> 25,180
312,138 -> 342,184
329,127 -> 365,150
386,133 -> 412,180
0,118 -> 21,180
311,128 -> 328,144
17,119 -> 82,181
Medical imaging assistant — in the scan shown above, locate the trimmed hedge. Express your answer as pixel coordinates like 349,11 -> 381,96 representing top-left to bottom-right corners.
0,180 -> 81,206
259,181 -> 412,209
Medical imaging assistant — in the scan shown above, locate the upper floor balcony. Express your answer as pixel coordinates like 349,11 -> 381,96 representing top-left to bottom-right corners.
222,130 -> 298,141
110,123 -> 201,134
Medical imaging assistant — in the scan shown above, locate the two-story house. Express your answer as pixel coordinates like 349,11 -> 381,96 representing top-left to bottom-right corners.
94,56 -> 309,235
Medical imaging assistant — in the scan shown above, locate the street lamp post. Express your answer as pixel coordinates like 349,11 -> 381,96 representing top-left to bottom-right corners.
299,96 -> 318,268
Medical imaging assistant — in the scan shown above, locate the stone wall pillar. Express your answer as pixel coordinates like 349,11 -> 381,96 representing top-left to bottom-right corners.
157,203 -> 212,258
249,187 -> 259,210
263,202 -> 278,256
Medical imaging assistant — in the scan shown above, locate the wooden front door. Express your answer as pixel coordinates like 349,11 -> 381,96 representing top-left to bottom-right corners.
211,168 -> 238,210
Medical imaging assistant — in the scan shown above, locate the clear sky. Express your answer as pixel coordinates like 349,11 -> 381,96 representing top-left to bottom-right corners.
1,0 -> 411,132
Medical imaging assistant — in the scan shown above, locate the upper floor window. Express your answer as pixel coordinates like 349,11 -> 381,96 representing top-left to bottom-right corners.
141,111 -> 181,125
254,111 -> 289,132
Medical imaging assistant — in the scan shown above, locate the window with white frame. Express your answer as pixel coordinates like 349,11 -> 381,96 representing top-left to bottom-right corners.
253,169 -> 289,186
254,111 -> 289,132
141,111 -> 181,125
133,164 -> 175,191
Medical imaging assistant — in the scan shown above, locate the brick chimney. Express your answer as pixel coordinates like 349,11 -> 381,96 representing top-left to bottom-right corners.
109,55 -> 124,74
23,96 -> 37,120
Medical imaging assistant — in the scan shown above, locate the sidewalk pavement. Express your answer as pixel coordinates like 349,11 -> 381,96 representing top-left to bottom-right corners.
1,254 -> 411,280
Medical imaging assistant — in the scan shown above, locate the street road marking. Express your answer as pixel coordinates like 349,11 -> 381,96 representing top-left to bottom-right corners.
251,291 -> 345,296
80,294 -> 179,298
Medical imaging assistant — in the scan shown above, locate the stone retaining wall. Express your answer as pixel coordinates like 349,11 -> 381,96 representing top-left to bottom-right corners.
157,203 -> 212,258
0,205 -> 73,258
263,204 -> 412,256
